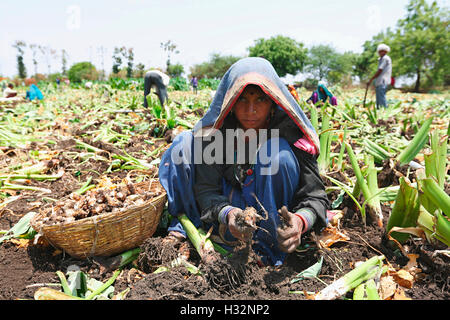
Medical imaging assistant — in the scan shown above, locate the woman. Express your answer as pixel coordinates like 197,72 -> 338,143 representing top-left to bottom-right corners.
159,57 -> 329,266
26,84 -> 44,101
307,82 -> 337,106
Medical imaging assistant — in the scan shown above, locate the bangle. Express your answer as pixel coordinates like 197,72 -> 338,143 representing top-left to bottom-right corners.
218,206 -> 234,225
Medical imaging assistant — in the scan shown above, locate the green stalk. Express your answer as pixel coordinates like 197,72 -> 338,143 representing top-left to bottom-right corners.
315,255 -> 385,300
0,172 -> 63,181
345,142 -> 371,224
363,139 -> 392,164
153,257 -> 201,275
353,283 -> 366,300
425,131 -> 447,188
396,117 -> 433,165
117,248 -> 141,268
75,176 -> 94,195
310,104 -> 319,133
15,161 -> 50,175
56,271 -> 72,296
386,177 -> 421,243
85,269 -> 121,300
365,279 -> 381,300
337,125 -> 348,171
0,182 -> 51,193
418,170 -> 450,217
198,228 -> 229,257
366,155 -> 383,227
178,214 -> 215,259
417,207 -> 450,247
74,139 -> 106,154
317,111 -> 332,174
434,211 -> 450,247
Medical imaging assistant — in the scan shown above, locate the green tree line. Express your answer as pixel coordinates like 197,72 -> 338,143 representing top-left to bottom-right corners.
9,0 -> 448,92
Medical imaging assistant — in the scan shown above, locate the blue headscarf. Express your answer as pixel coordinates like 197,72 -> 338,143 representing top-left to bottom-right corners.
193,57 -> 320,153
26,84 -> 44,101
317,83 -> 333,102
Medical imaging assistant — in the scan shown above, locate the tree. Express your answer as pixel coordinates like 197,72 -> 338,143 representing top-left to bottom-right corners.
357,0 -> 449,91
97,46 -> 107,80
29,44 -> 39,76
248,35 -> 307,77
12,41 -> 27,78
160,40 -> 179,69
112,47 -> 124,75
126,48 -> 134,78
305,45 -> 339,81
134,63 -> 146,78
167,63 -> 184,77
391,0 -> 449,91
190,53 -> 241,79
67,62 -> 98,83
61,49 -> 68,76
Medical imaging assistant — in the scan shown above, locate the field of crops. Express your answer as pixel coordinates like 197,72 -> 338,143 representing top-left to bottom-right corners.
0,81 -> 448,301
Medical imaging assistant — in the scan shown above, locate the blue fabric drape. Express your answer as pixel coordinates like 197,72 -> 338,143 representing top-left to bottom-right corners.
159,131 -> 300,265
26,84 -> 44,101
158,57 -> 320,265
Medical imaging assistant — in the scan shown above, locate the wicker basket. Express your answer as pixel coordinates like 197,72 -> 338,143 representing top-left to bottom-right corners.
30,181 -> 167,259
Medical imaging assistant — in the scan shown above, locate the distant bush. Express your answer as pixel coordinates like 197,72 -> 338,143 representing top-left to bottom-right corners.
68,62 -> 99,83
169,77 -> 189,91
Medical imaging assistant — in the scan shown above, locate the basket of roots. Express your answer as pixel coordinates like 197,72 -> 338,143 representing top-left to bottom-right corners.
30,178 -> 167,259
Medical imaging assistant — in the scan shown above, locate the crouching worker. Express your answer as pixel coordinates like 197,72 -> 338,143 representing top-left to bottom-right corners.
3,83 -> 17,98
26,84 -> 44,101
143,69 -> 170,108
158,57 -> 329,266
306,82 -> 337,106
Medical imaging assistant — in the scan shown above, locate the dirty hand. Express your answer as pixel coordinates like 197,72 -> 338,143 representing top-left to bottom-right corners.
227,207 -> 255,241
277,206 -> 304,253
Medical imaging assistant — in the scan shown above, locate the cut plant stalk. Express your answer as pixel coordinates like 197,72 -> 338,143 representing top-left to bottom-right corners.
396,117 -> 433,165
417,206 -> 450,247
178,214 -> 228,261
93,247 -> 141,273
317,110 -> 333,174
0,182 -> 51,194
85,269 -> 121,300
337,125 -> 348,170
0,170 -> 64,181
424,131 -> 447,188
417,168 -> 450,217
315,255 -> 385,300
345,142 -> 383,226
34,287 -> 84,300
366,154 -> 383,228
386,177 -> 421,243
75,176 -> 95,195
363,138 -> 392,164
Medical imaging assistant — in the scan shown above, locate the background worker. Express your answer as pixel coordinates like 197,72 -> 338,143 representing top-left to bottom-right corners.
367,43 -> 392,108
143,69 -> 170,108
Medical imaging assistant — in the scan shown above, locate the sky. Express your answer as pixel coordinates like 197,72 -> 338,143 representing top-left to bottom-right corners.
0,0 -> 447,79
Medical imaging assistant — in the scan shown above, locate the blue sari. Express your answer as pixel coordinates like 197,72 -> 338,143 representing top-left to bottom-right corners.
159,57 -> 322,265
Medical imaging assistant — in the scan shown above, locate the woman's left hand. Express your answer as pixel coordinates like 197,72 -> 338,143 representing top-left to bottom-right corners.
277,207 -> 303,253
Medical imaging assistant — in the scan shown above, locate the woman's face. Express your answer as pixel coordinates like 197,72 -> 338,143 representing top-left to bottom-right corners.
233,85 -> 273,131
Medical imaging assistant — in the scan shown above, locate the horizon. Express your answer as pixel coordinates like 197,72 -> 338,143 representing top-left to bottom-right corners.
1,0 -> 447,80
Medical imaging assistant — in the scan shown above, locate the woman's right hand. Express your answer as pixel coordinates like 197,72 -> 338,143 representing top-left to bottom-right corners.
227,207 -> 255,241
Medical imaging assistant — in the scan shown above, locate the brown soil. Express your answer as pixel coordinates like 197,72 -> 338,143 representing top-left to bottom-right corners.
0,135 -> 448,301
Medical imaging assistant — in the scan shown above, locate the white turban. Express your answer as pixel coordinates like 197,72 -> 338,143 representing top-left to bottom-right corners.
377,44 -> 390,53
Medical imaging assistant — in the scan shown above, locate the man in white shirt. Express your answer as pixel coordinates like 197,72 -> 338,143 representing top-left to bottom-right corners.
368,44 -> 392,108
3,83 -> 17,98
143,69 -> 170,108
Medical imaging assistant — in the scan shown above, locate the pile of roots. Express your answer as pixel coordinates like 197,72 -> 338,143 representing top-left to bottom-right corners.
36,181 -> 164,226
